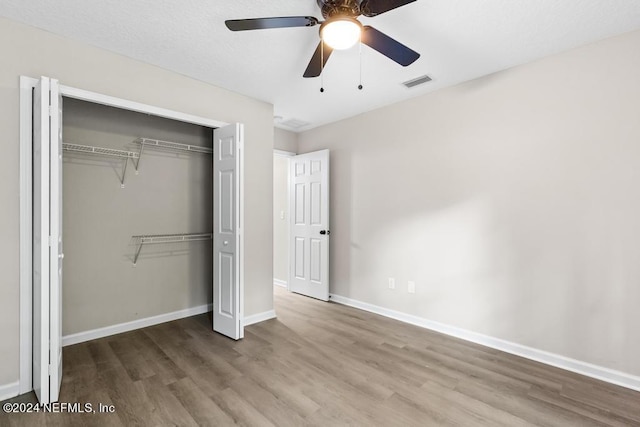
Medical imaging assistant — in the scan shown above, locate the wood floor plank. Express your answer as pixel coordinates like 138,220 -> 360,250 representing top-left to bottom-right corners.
421,340 -> 564,392
527,385 -> 637,427
207,387 -> 277,427
98,366 -> 166,426
227,356 -> 321,418
399,342 -> 535,394
138,375 -> 198,426
167,378 -> 236,426
107,333 -> 156,382
228,375 -> 308,426
454,378 -> 609,427
415,380 -> 535,427
560,383 -> 640,423
87,340 -> 122,369
292,346 -> 396,401
3,286 -> 639,426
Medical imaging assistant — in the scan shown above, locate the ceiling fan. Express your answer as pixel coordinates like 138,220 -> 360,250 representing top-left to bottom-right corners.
225,0 -> 420,78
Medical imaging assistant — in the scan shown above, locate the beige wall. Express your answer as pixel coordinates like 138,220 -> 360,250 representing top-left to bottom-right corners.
298,29 -> 640,377
274,127 -> 298,153
273,155 -> 290,284
0,17 -> 273,387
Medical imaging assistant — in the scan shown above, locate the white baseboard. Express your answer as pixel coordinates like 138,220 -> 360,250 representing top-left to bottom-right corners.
62,304 -> 213,347
0,381 -> 20,402
63,305 -> 278,347
273,279 -> 288,288
329,293 -> 640,393
244,309 -> 277,326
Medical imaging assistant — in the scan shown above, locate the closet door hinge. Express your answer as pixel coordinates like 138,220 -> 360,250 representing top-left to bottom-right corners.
48,106 -> 54,117
48,236 -> 53,246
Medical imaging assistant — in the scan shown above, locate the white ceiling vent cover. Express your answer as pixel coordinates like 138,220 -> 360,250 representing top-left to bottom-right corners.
402,75 -> 432,88
280,118 -> 310,129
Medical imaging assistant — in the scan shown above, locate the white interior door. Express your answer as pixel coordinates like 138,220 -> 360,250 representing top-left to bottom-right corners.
289,150 -> 330,301
213,123 -> 244,340
33,76 -> 63,404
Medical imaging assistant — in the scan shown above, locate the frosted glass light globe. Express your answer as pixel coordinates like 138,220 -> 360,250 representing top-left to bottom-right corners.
321,18 -> 362,50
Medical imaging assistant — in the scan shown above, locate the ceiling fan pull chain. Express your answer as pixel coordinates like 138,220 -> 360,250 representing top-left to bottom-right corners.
358,35 -> 363,90
320,42 -> 325,93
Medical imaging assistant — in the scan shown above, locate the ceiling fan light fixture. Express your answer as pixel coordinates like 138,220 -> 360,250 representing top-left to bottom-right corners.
320,17 -> 362,50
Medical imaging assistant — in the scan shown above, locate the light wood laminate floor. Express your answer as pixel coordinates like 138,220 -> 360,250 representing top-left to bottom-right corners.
2,286 -> 639,426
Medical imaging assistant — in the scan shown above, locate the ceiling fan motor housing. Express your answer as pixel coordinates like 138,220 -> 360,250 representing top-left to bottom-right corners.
317,0 -> 362,19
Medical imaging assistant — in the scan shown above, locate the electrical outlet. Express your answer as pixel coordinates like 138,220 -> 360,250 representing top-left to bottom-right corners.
388,278 -> 395,289
408,281 -> 416,294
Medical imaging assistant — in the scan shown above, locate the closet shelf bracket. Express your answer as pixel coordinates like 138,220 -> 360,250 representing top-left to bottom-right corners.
131,232 -> 213,266
62,143 -> 139,188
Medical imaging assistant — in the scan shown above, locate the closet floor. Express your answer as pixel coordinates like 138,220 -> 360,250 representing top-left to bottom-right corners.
3,286 -> 640,426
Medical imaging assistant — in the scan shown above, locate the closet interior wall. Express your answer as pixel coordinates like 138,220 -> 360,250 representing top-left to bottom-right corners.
62,98 -> 213,337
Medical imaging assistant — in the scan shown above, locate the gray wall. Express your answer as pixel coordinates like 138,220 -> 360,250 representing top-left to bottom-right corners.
62,99 -> 213,335
0,17 -> 274,387
298,29 -> 640,377
273,155 -> 289,284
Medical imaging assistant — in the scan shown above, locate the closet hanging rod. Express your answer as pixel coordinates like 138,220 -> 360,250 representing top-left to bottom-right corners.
62,143 -> 140,159
131,232 -> 213,265
133,137 -> 213,154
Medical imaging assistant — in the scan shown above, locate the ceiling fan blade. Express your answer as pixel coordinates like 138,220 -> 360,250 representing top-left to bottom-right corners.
360,0 -> 416,17
303,41 -> 334,78
361,26 -> 420,66
225,16 -> 319,31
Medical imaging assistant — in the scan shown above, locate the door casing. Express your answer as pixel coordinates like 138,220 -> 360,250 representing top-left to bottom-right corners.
273,149 -> 295,291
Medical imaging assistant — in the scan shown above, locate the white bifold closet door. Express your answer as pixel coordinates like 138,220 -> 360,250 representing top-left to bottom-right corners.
33,76 -> 63,404
289,149 -> 330,301
213,124 -> 244,340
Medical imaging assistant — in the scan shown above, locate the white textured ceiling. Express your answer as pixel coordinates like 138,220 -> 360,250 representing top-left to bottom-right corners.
2,1 -> 640,131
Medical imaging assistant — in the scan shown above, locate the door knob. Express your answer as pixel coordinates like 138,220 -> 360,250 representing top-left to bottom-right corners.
319,230 -> 330,235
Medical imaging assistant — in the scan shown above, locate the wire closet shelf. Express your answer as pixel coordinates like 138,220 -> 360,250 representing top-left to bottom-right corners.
62,142 -> 140,159
62,137 -> 212,187
62,142 -> 139,188
131,232 -> 213,265
133,137 -> 213,154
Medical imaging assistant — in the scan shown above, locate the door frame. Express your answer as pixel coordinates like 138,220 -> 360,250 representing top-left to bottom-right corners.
273,149 -> 296,291
18,76 -> 236,395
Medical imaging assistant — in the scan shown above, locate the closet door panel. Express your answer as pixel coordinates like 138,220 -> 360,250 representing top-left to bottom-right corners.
213,123 -> 243,340
33,76 -> 51,405
32,76 -> 63,404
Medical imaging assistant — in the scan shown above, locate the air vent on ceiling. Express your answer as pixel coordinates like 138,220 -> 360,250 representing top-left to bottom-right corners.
402,75 -> 432,88
280,118 -> 310,129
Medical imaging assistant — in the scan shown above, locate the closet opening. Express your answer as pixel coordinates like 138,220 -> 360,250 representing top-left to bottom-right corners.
61,98 -> 215,344
19,76 -> 244,404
